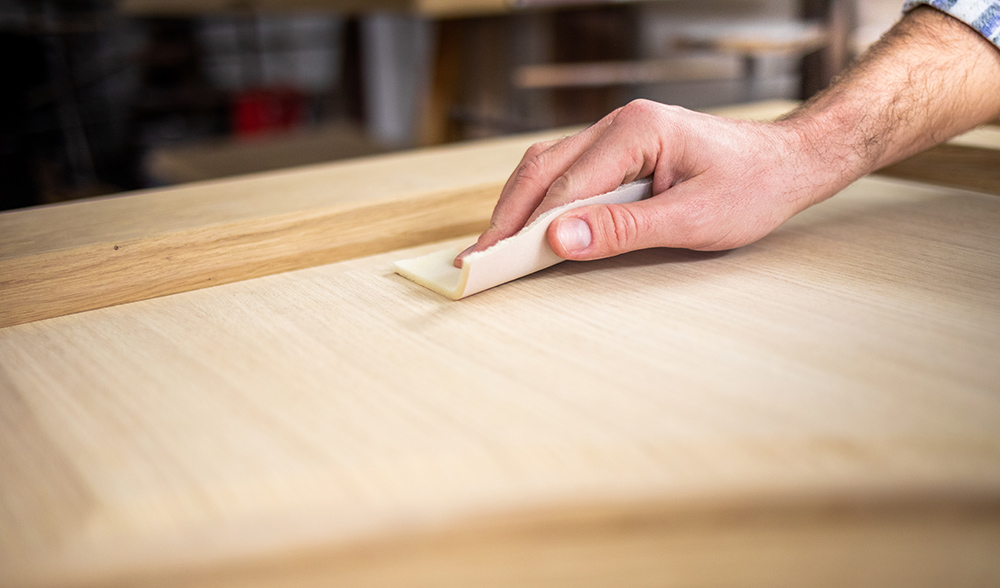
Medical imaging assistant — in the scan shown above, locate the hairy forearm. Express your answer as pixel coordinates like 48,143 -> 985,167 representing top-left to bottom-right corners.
460,5 -> 1000,263
780,6 -> 1000,202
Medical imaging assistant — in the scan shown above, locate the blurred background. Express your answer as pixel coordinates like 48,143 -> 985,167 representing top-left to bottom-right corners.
0,0 -> 903,212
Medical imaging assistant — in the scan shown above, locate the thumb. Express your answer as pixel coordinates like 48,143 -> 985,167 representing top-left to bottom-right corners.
547,201 -> 662,261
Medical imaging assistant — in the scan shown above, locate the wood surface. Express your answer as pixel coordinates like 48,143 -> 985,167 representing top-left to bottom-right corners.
0,130 -> 559,328
2,175 -> 1000,587
3,101 -> 998,329
878,143 -> 1000,195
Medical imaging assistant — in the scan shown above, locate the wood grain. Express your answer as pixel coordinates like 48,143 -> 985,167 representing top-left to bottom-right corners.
3,101 -> 997,329
2,175 -> 999,587
0,131 -> 560,328
878,144 -> 1000,196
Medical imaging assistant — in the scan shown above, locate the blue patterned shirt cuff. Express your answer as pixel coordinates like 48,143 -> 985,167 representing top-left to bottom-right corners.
903,0 -> 1000,47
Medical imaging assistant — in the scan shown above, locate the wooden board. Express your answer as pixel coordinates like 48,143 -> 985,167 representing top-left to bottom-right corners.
2,100 -> 997,328
2,175 -> 1000,587
0,130 -> 561,328
878,143 -> 1000,195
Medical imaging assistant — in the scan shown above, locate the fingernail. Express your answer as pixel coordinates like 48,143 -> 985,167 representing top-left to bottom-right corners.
454,244 -> 476,268
556,218 -> 592,253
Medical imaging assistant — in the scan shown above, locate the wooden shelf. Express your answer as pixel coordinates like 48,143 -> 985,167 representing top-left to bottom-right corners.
147,123 -> 390,184
117,0 -> 514,18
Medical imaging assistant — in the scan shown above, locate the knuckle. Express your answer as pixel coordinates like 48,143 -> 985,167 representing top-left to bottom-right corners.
617,99 -> 685,134
624,148 -> 646,181
512,140 -> 561,188
600,204 -> 644,252
514,154 -> 548,187
547,173 -> 573,199
524,140 -> 551,159
618,98 -> 660,122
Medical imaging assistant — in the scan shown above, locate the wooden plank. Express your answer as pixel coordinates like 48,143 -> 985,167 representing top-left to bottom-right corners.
2,175 -> 1000,587
878,144 -> 1000,196
0,130 -> 559,328
3,101 -> 997,328
673,21 -> 829,55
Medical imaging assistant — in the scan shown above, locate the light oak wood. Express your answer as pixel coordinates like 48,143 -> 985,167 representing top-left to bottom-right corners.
2,175 -> 1000,587
0,130 -> 562,328
3,101 -> 998,329
878,144 -> 1000,195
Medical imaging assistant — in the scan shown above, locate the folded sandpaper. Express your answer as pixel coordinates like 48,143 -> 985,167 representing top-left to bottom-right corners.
393,179 -> 653,299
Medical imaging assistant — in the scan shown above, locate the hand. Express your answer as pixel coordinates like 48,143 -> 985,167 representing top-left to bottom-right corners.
456,6 -> 1000,269
456,99 -> 852,266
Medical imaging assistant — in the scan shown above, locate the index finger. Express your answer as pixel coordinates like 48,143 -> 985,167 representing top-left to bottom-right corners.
455,109 -> 624,266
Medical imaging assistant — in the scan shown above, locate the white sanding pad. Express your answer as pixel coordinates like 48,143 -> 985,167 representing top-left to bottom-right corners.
393,179 -> 653,299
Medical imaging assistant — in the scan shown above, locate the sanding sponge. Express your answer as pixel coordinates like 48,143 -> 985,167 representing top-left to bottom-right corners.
393,179 -> 653,299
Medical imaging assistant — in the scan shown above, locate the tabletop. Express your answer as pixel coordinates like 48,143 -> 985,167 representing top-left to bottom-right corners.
2,102 -> 999,587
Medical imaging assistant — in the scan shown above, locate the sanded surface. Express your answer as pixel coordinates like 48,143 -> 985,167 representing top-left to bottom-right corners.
2,176 -> 1000,587
0,130 -> 562,328
0,101 -> 1000,326
4,100 -> 995,329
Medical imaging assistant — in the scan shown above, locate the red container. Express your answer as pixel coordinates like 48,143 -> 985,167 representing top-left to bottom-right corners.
233,87 -> 305,137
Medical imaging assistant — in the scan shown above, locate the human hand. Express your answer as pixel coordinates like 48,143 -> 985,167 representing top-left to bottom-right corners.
455,99 -> 857,266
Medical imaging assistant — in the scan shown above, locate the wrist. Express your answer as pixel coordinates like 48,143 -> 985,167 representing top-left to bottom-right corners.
771,108 -> 869,210
774,4 -> 1000,207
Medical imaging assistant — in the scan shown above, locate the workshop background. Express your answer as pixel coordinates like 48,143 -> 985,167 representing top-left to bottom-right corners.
0,0 -> 900,212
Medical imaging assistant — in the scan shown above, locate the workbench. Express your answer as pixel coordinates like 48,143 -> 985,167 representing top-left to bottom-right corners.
2,102 -> 1000,587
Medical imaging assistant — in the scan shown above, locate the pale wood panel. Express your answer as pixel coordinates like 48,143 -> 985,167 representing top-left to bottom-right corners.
3,100 -> 997,329
878,144 -> 1000,195
0,131 -> 561,328
0,131 -> 563,261
2,176 -> 999,587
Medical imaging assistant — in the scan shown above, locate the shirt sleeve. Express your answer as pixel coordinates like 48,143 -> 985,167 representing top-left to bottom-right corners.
903,0 -> 1000,48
